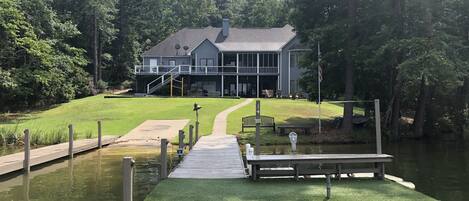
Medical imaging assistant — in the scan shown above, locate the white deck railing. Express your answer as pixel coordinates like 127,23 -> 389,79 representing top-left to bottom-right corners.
135,65 -> 278,75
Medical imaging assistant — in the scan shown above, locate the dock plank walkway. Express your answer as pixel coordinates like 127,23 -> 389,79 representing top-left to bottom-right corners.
169,135 -> 245,178
0,136 -> 117,176
169,99 -> 253,179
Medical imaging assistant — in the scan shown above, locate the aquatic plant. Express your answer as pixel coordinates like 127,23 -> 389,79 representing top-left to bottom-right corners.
85,131 -> 93,139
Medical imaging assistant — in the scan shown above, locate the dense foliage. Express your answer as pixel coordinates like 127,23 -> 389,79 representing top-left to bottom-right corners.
291,0 -> 469,138
0,0 -> 289,111
1,0 -> 466,138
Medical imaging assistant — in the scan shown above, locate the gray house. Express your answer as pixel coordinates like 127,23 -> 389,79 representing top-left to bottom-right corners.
135,19 -> 309,97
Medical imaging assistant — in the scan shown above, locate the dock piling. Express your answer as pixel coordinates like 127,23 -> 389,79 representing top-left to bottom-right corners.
123,157 -> 135,201
160,139 -> 168,179
374,99 -> 382,155
246,144 -> 252,176
255,100 -> 260,155
177,130 -> 185,159
189,125 -> 194,150
68,124 -> 74,159
326,174 -> 331,199
195,122 -> 199,142
98,121 -> 102,149
23,129 -> 30,174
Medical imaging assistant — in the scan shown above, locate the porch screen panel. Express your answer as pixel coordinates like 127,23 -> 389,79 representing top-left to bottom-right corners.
239,53 -> 257,73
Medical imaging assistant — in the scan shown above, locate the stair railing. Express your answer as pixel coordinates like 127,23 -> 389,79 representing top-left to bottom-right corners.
146,66 -> 180,94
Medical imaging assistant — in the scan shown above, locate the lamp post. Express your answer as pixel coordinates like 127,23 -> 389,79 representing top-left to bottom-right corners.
193,103 -> 202,140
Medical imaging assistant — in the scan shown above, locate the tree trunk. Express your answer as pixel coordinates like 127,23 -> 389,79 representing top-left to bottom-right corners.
98,31 -> 102,82
413,75 -> 430,138
391,81 -> 402,140
389,0 -> 404,141
92,12 -> 98,87
455,77 -> 469,137
342,0 -> 358,134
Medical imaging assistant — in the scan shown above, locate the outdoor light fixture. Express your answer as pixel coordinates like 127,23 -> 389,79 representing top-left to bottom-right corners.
193,103 -> 202,111
193,103 -> 202,126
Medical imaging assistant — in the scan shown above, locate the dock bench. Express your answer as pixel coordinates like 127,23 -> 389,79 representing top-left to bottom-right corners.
246,154 -> 393,181
242,115 -> 275,132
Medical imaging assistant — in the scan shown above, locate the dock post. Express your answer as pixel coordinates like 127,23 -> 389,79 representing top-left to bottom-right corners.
255,100 -> 261,155
98,121 -> 102,149
189,125 -> 194,150
326,174 -> 331,199
177,130 -> 185,159
160,139 -> 168,179
123,157 -> 135,201
68,124 -> 74,159
374,99 -> 382,154
195,121 -> 199,143
23,129 -> 30,174
246,144 -> 252,176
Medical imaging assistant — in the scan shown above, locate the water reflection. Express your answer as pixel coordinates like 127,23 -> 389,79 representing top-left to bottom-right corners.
256,140 -> 469,201
22,174 -> 29,201
0,146 -> 176,201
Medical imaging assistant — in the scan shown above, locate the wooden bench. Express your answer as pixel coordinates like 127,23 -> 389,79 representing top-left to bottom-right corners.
277,124 -> 315,135
242,115 -> 275,132
246,154 -> 393,181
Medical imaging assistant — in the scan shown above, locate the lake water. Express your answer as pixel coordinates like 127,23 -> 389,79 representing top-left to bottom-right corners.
0,146 -> 179,201
256,139 -> 469,201
0,140 -> 467,201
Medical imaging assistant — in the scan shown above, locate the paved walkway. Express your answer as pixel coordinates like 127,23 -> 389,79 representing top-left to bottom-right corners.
0,136 -> 117,176
212,99 -> 253,135
169,99 -> 253,179
111,120 -> 189,147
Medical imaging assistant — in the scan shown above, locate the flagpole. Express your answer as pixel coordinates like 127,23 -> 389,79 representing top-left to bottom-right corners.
318,42 -> 322,135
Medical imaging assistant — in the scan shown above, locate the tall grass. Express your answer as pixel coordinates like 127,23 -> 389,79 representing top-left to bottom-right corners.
0,127 -> 73,146
0,124 -> 21,145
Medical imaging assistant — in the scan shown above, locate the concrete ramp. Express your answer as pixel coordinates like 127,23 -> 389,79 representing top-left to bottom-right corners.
111,120 -> 189,147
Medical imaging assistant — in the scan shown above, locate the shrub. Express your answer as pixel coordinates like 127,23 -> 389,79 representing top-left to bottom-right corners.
96,80 -> 108,93
121,80 -> 134,89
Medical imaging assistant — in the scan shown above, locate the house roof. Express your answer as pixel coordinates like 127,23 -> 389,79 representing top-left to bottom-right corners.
142,25 -> 297,57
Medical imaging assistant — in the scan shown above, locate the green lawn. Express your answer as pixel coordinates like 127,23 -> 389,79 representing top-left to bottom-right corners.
0,95 -> 242,144
144,178 -> 435,201
227,99 -> 359,145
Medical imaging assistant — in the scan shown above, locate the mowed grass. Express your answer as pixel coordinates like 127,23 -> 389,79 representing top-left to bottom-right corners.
144,179 -> 435,201
0,95 -> 242,143
227,99 -> 362,145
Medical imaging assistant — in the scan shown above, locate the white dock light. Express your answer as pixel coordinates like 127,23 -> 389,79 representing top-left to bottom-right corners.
289,132 -> 298,153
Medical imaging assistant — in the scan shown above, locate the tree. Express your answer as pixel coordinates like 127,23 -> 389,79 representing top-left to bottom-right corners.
53,0 -> 117,87
0,0 -> 90,111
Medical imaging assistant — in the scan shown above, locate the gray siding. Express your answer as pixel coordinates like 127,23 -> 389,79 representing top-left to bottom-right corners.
192,40 -> 219,66
280,36 -> 304,96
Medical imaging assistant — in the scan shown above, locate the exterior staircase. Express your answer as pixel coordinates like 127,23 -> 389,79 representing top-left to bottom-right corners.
146,67 -> 180,94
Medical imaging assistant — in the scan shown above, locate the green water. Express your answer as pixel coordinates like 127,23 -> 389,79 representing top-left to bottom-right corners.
0,146 -> 179,201
257,140 -> 469,201
0,140 -> 466,201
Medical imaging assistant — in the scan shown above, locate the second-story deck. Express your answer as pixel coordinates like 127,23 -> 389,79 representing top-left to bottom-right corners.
134,65 -> 279,76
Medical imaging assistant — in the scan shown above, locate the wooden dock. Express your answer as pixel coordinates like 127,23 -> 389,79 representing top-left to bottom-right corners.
0,136 -> 117,176
169,135 -> 246,179
246,154 -> 393,180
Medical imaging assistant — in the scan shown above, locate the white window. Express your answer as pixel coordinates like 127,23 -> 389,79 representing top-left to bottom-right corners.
169,60 -> 176,66
200,59 -> 207,66
207,59 -> 214,66
150,59 -> 158,67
